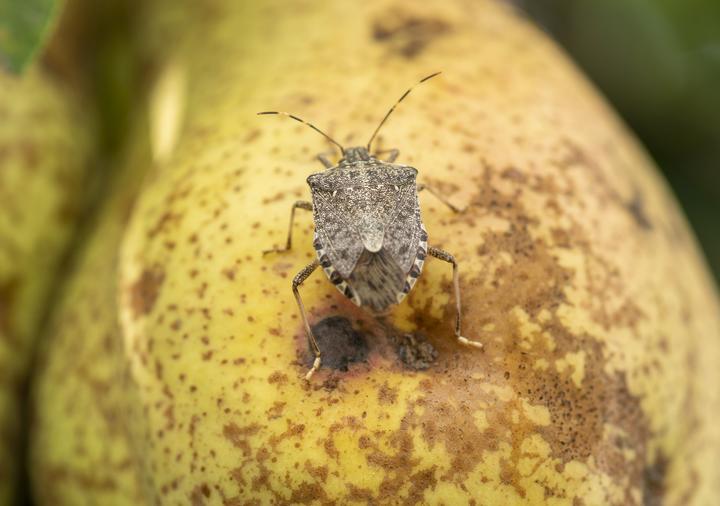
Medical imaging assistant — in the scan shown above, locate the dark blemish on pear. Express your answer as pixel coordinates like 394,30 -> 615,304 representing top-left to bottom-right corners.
396,333 -> 437,370
626,188 -> 653,231
129,266 -> 165,318
305,316 -> 368,371
372,11 -> 451,58
642,452 -> 668,506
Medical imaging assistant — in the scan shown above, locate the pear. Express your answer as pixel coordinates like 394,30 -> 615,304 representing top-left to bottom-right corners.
28,119 -> 154,504
33,0 -> 720,504
0,66 -> 93,503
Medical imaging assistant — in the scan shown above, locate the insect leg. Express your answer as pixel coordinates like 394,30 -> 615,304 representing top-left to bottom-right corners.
292,260 -> 322,380
417,183 -> 465,213
263,201 -> 313,255
373,148 -> 400,163
428,246 -> 483,349
317,151 -> 335,168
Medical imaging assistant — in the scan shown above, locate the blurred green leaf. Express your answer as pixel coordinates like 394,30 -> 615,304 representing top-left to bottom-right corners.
0,0 -> 61,73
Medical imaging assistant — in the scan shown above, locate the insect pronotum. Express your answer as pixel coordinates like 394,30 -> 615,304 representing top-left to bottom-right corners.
260,72 -> 482,380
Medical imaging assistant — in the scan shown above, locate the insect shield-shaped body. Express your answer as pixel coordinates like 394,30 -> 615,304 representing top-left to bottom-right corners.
260,73 -> 482,380
308,150 -> 426,313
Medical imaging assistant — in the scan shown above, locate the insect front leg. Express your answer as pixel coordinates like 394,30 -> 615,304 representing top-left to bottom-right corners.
292,260 -> 322,380
317,150 -> 336,168
373,148 -> 399,163
417,183 -> 465,213
428,246 -> 483,350
263,201 -> 313,255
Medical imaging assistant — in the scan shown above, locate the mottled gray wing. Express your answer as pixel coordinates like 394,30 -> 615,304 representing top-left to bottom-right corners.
383,184 -> 422,274
308,164 -> 419,279
309,187 -> 365,278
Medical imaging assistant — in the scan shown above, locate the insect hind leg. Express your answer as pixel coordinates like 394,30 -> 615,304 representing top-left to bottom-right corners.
428,246 -> 483,349
417,184 -> 465,213
292,260 -> 323,380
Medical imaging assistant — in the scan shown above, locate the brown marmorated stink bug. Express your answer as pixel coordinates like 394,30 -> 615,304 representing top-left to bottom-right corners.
259,72 -> 482,380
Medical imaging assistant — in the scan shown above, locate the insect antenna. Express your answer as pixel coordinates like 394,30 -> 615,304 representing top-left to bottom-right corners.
257,111 -> 345,155
366,71 -> 441,152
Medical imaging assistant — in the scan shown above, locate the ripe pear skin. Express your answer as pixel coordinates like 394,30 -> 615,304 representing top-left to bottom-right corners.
0,67 -> 93,504
32,0 -> 720,504
28,123 -> 152,504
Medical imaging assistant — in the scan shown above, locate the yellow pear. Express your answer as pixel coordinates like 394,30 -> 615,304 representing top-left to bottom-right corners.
33,0 -> 720,504
0,66 -> 93,503
29,120 -> 153,504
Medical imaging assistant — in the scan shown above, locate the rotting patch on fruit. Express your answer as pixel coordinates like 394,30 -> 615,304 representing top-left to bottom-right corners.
305,316 -> 369,371
302,316 -> 439,376
396,333 -> 437,370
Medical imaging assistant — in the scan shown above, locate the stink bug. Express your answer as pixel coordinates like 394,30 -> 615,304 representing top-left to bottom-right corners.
260,72 -> 482,380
